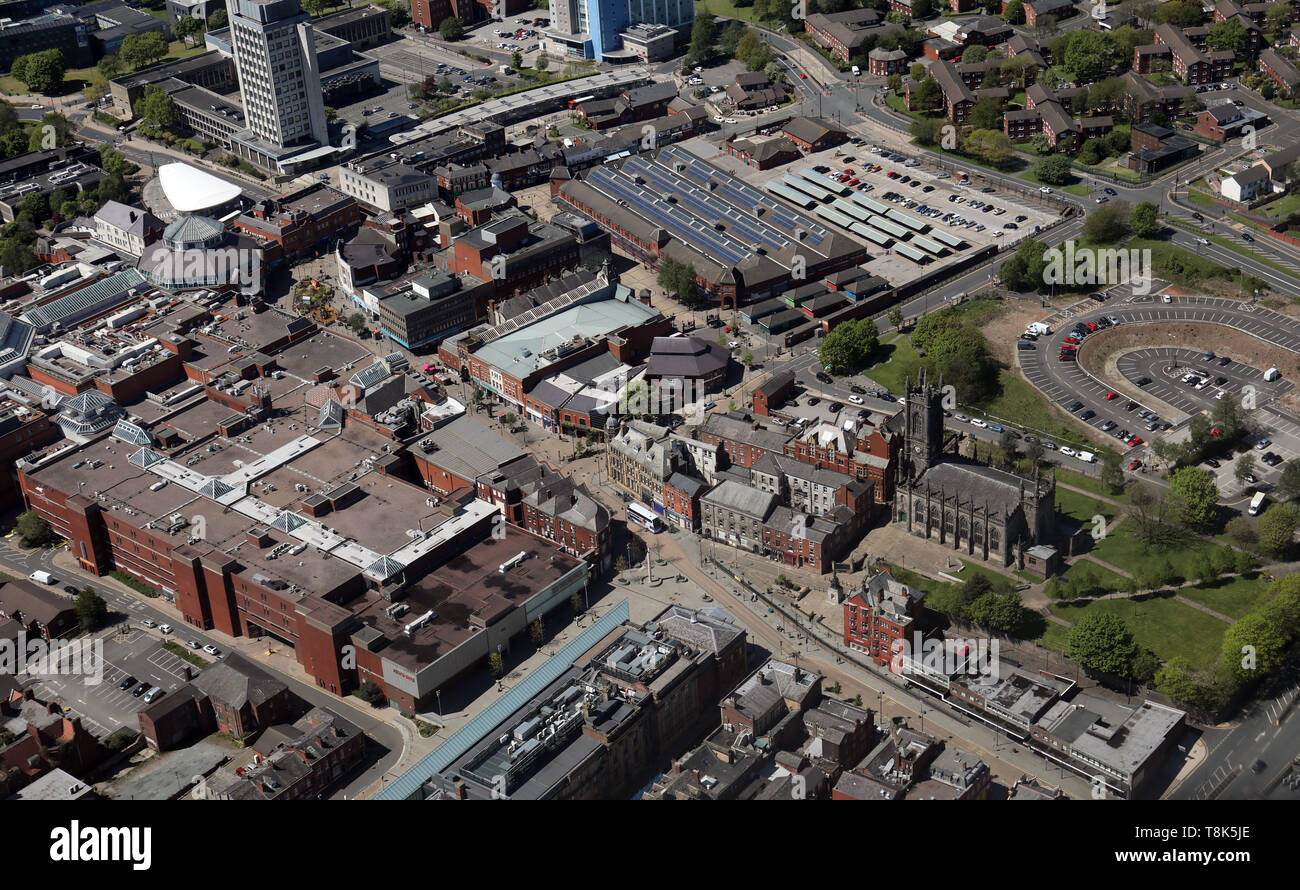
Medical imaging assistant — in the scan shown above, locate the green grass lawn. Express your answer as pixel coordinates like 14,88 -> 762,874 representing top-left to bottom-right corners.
1186,189 -> 1215,208
1264,191 -> 1300,219
1048,594 -> 1228,669
1178,573 -> 1271,620
1055,487 -> 1119,525
1036,621 -> 1071,653
696,0 -> 755,21
862,333 -> 924,394
1067,559 -> 1133,596
1054,467 -> 1130,503
979,371 -> 1092,448
1089,518 -> 1204,580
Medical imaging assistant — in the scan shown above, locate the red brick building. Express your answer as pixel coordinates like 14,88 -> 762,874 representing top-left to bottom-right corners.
751,371 -> 795,416
232,185 -> 363,265
663,472 -> 708,531
842,569 -> 926,667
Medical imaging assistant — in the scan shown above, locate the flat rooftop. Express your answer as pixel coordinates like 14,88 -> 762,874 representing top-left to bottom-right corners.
350,529 -> 582,669
472,296 -> 660,376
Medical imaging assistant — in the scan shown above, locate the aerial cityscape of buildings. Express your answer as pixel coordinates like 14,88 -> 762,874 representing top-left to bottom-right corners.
0,0 -> 1293,829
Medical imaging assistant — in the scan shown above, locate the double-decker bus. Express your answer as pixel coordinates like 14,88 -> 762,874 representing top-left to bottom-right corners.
626,502 -> 665,533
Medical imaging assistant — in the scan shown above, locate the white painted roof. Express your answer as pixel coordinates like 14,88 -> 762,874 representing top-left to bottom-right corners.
158,163 -> 242,212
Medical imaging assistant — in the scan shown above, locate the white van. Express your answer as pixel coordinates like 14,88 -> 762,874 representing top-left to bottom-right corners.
1076,451 -> 1096,463
1026,322 -> 1051,335
142,686 -> 164,704
851,65 -> 860,76
29,570 -> 54,585
1264,367 -> 1282,382
1249,491 -> 1266,516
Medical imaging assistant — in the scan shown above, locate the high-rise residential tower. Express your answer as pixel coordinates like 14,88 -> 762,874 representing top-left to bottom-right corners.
225,0 -> 329,170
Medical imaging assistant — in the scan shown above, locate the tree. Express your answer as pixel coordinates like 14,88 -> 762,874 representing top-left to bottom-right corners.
888,307 -> 904,332
15,510 -> 52,547
1154,656 -> 1208,707
1167,466 -> 1219,533
97,54 -> 123,79
1034,154 -> 1072,186
1222,611 -> 1290,682
1081,202 -> 1131,244
354,680 -> 385,705
1003,0 -> 1024,23
967,97 -> 1002,131
1100,452 -> 1126,494
487,651 -> 505,677
120,32 -> 168,71
1067,612 -> 1143,679
439,16 -> 464,40
964,129 -> 1013,167
174,14 -> 205,41
1206,18 -> 1249,57
536,53 -> 550,72
133,85 -> 177,130
912,77 -> 941,112
1256,505 -> 1296,557
1063,31 -> 1113,83
528,619 -> 545,646
75,588 -> 108,633
1267,2 -> 1292,35
1226,515 -> 1256,548
301,0 -> 329,15
12,49 -> 65,94
818,317 -> 879,375
999,429 -> 1019,466
1128,483 -> 1181,548
347,312 -> 366,335
1130,200 -> 1160,238
375,0 -> 409,27
1277,460 -> 1300,501
967,589 -> 1024,634
962,45 -> 988,64
207,9 -> 227,29
569,590 -> 584,613
687,11 -> 714,66
1234,453 -> 1256,488
742,350 -> 754,368
911,0 -> 936,16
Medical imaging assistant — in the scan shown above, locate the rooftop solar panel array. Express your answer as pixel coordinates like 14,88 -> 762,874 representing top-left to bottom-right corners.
894,242 -> 929,263
587,165 -> 755,267
781,174 -> 832,203
885,208 -> 929,232
795,168 -> 849,196
929,229 -> 965,248
910,234 -> 947,256
851,222 -> 893,247
658,146 -> 828,246
866,215 -> 909,239
814,204 -> 857,230
833,199 -> 871,223
850,193 -> 892,215
626,156 -> 791,252
764,181 -> 817,209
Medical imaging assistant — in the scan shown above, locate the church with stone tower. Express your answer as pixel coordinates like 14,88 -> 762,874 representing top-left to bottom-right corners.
890,369 -> 1057,568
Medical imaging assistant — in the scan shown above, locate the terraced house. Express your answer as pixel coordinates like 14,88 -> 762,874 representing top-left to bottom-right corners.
804,8 -> 882,63
1259,46 -> 1300,97
1147,23 -> 1235,84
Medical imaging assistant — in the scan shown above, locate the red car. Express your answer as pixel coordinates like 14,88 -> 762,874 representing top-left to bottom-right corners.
1129,436 -> 1143,446
1059,354 -> 1076,362
849,178 -> 860,185
1060,345 -> 1076,353
799,71 -> 807,79
1063,336 -> 1079,345
1085,322 -> 1098,331
1105,391 -> 1117,400
843,169 -> 854,175
1128,460 -> 1142,470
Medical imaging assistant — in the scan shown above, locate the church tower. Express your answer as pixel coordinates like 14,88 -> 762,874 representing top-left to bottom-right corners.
901,368 -> 944,482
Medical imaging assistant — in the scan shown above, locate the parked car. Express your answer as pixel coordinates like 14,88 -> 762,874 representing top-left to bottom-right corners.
119,675 -> 136,690
158,624 -> 173,634
141,618 -> 156,628
203,644 -> 221,656
132,682 -> 150,697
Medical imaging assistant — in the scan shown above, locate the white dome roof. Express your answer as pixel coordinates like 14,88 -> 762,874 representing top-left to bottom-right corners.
158,163 -> 242,213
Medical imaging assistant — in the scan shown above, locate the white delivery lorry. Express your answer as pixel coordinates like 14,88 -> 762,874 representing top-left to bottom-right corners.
1264,368 -> 1282,382
1249,491 -> 1266,516
1076,451 -> 1096,463
1026,322 -> 1051,336
29,570 -> 54,585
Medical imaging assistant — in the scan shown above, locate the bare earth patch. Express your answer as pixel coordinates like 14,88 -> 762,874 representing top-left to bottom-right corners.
982,296 -> 1050,366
